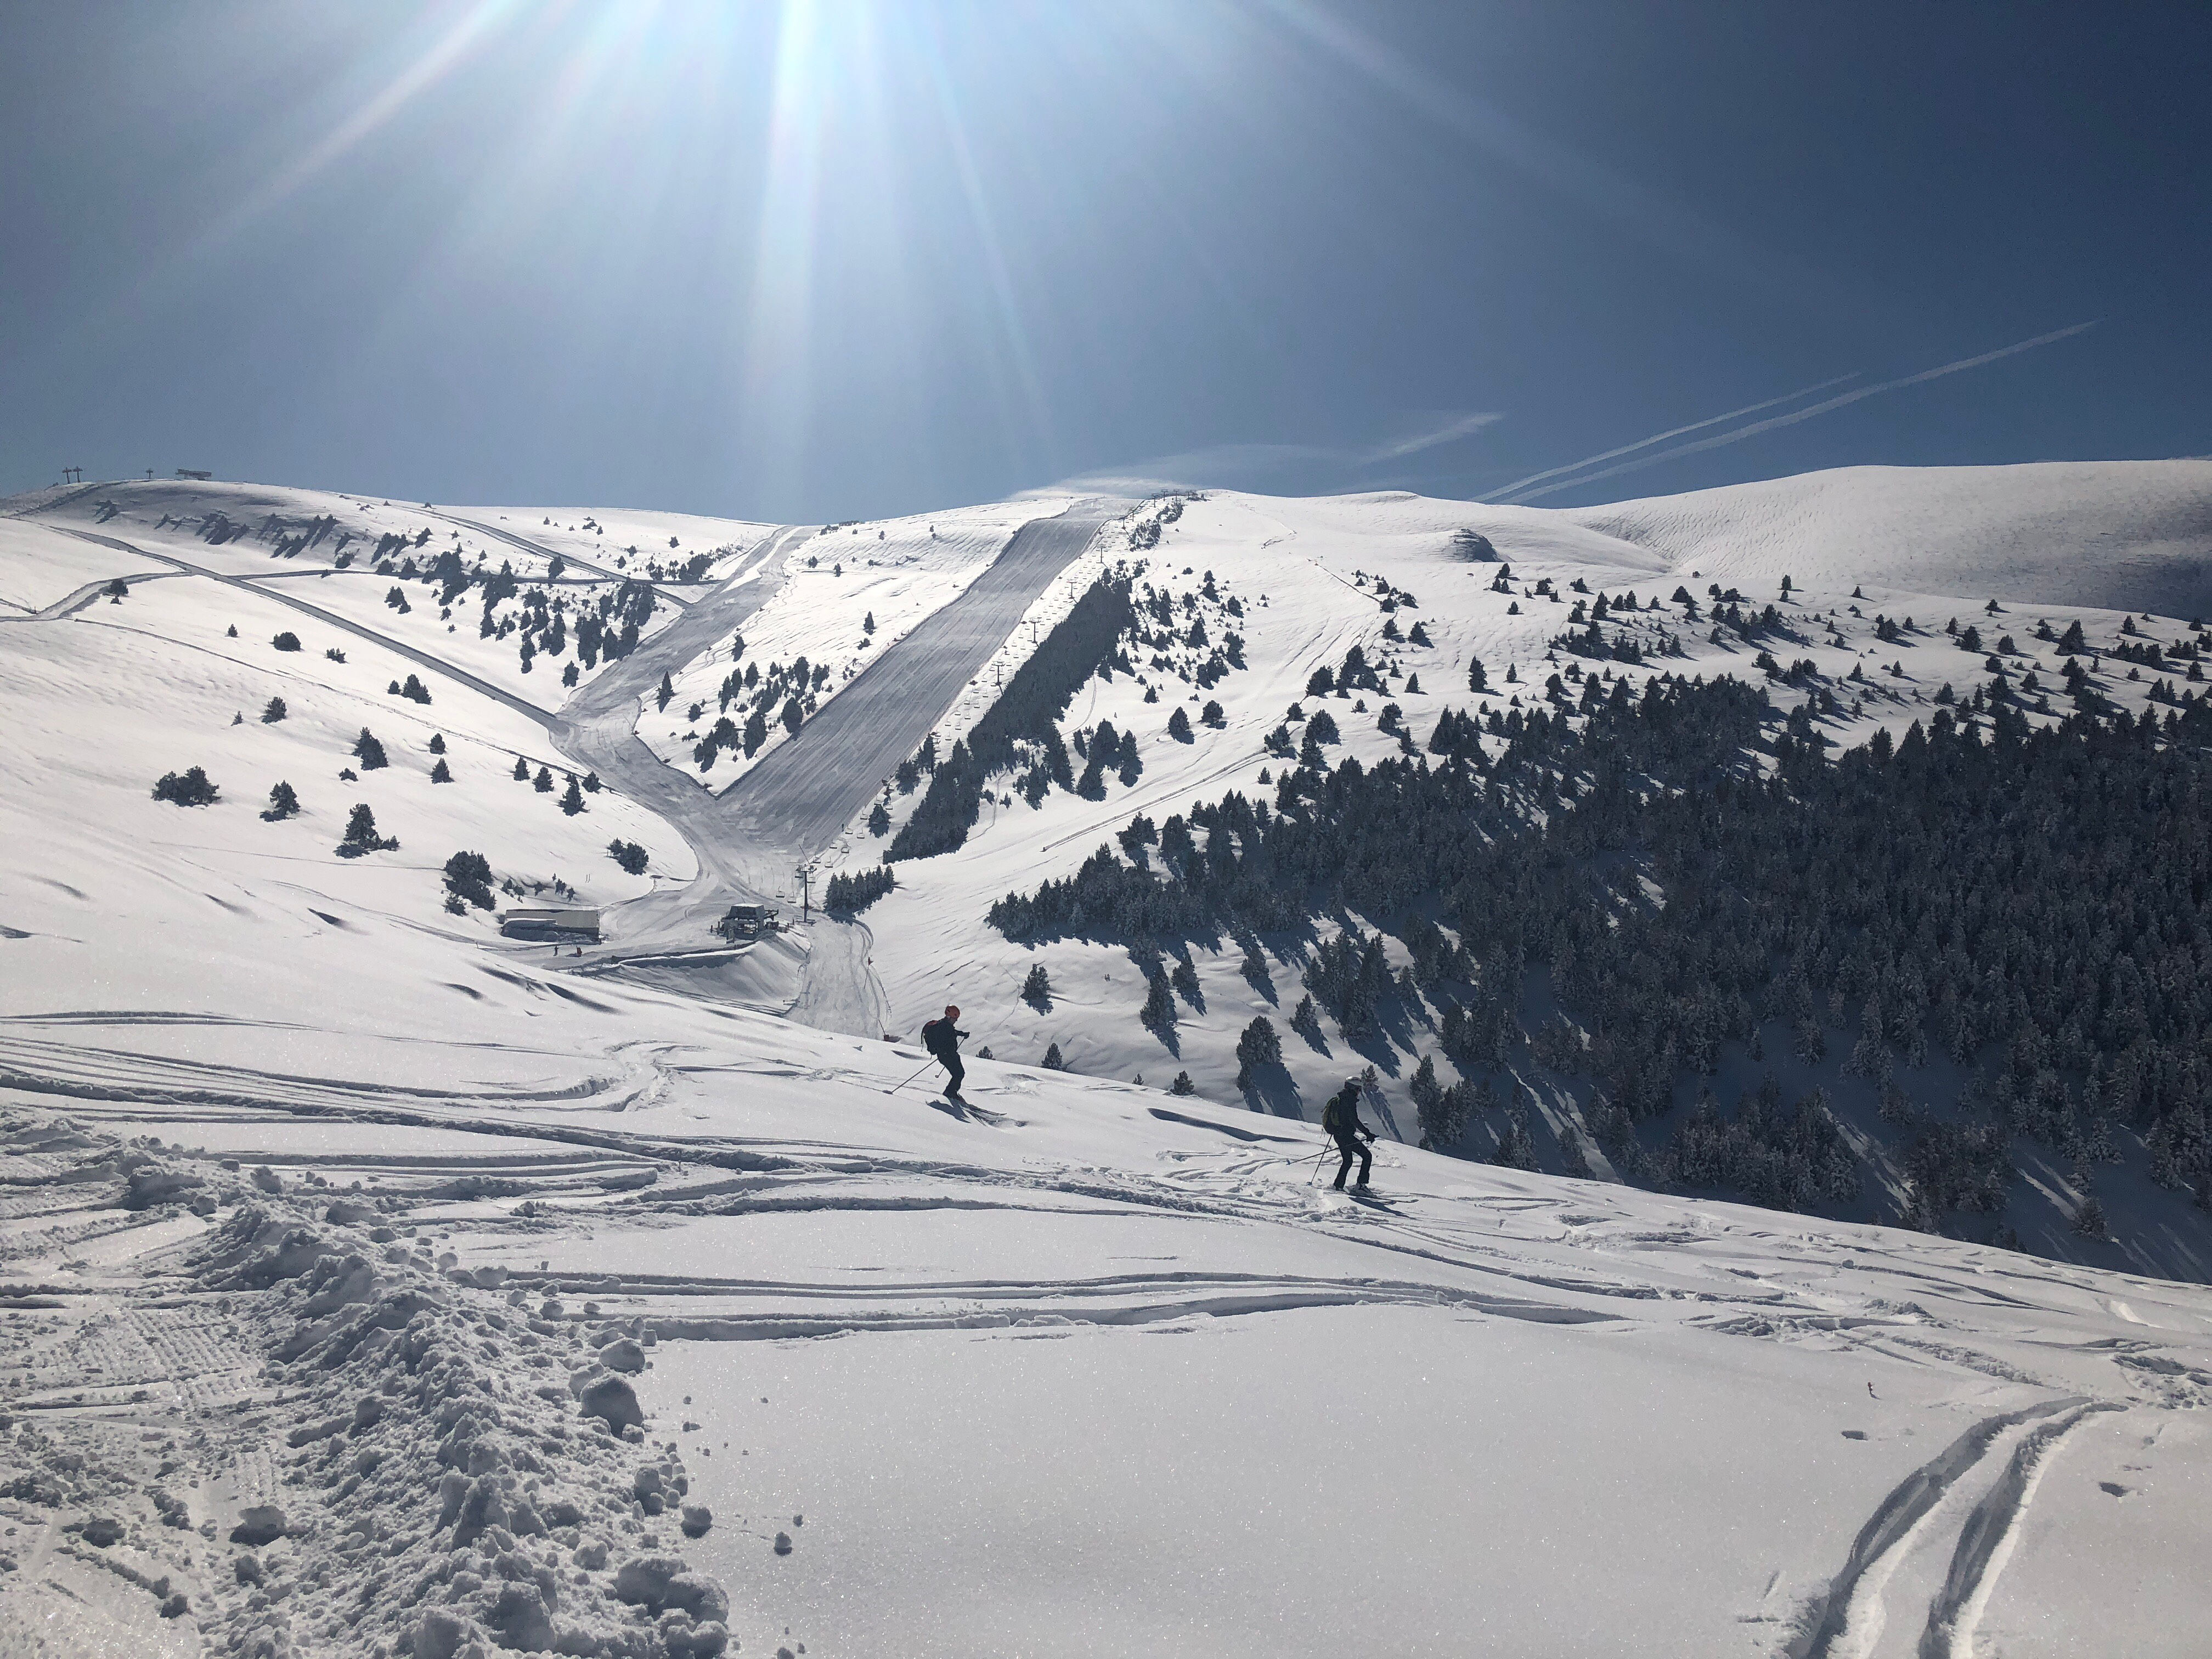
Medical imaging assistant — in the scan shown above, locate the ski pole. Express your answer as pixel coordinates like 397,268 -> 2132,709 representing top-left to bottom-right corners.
887,1060 -> 936,1096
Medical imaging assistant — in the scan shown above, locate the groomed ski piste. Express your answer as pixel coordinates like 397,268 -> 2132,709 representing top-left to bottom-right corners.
3,460 -> 2211,1657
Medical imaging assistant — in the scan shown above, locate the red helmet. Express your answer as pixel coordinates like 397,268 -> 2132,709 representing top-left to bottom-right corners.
944,1004 -> 960,1019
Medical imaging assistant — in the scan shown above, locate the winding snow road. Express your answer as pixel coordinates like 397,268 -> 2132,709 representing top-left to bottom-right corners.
557,502 -> 1117,1024
35,498 -> 1119,1032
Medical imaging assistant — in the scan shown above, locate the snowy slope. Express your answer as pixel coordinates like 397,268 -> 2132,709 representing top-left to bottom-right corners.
641,498 -> 1077,787
840,481 -> 2211,1273
14,478 -> 778,718
1562,460 -> 2212,619
0,524 -> 697,944
6,460 -> 2212,1655
3,938 -> 2210,1657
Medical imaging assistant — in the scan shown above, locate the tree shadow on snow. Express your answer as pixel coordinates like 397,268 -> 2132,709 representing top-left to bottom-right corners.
1242,1063 -> 1305,1120
1241,958 -> 1279,1006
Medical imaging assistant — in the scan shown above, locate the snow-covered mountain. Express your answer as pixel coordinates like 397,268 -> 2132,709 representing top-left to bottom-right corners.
1565,459 -> 2212,619
4,459 -> 2211,1657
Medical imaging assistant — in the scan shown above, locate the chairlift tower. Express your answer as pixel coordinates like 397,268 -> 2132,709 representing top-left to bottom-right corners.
797,861 -> 814,921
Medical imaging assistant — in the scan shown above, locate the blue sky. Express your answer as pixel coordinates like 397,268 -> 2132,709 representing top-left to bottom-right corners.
4,1 -> 2207,521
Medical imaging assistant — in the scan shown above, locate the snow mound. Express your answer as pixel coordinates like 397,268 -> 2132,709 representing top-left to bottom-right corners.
0,1119 -> 739,1659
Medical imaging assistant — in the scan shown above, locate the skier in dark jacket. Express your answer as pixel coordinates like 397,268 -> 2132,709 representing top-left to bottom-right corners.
1321,1080 -> 1376,1190
921,1005 -> 969,1100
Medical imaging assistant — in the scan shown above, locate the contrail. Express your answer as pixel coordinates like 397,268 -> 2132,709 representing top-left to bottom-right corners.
1363,411 -> 1504,465
1485,374 -> 1858,500
1503,320 -> 2101,504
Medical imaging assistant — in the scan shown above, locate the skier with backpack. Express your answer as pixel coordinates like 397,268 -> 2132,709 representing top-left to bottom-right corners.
921,1005 -> 970,1101
1322,1080 -> 1376,1191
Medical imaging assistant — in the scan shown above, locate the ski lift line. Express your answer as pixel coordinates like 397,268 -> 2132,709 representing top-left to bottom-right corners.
1037,746 -> 1269,854
52,527 -> 575,737
1307,557 -> 1372,601
426,508 -> 724,611
8,478 -> 116,519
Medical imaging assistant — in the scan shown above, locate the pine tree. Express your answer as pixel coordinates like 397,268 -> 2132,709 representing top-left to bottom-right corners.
1420,1078 -> 1477,1152
1142,967 -> 1175,1028
1022,964 -> 1051,1007
428,733 -> 446,754
1234,1015 -> 1281,1089
867,800 -> 891,836
1290,995 -> 1322,1042
1408,1053 -> 1441,1116
1468,656 -> 1488,692
337,803 -> 394,857
512,754 -> 531,781
1169,1072 -> 1197,1096
560,775 -> 585,815
657,672 -> 675,711
1075,748 -> 1107,800
1560,1128 -> 1595,1179
352,729 -> 388,770
1042,1042 -> 1065,1070
442,850 -> 494,909
1166,705 -> 1193,742
260,780 -> 300,821
534,765 -> 555,793
430,758 -> 453,783
1170,958 -> 1201,1002
261,696 -> 287,723
1495,1105 -> 1537,1170
152,766 -> 219,806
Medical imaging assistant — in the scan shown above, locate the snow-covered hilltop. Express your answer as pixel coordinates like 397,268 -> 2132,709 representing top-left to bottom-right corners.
1567,459 -> 2212,618
4,458 -> 2211,1657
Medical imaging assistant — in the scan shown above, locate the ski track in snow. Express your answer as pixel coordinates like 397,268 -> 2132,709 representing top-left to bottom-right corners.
4,1007 -> 2211,1655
